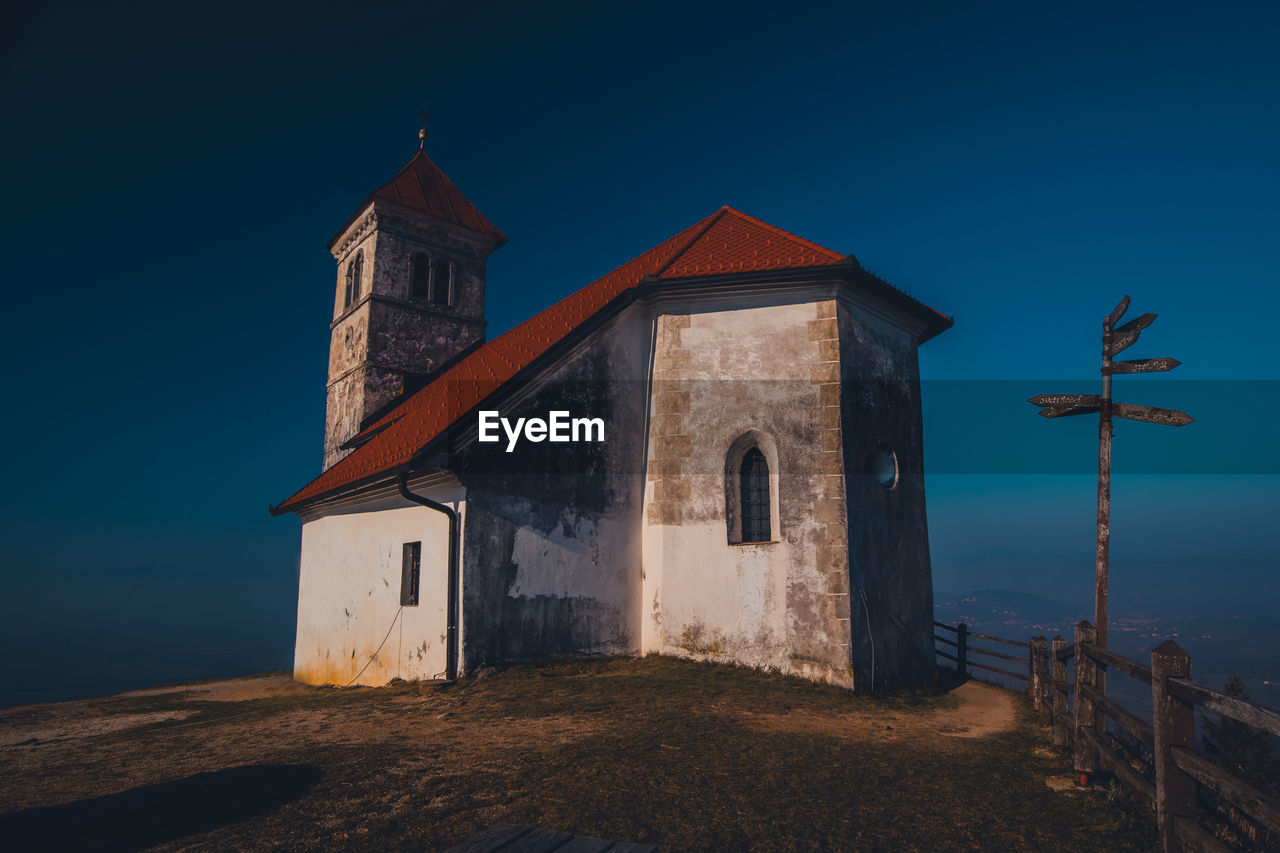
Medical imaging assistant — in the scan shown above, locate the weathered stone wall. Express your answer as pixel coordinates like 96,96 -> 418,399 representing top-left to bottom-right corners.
641,299 -> 854,687
455,309 -> 651,669
322,204 -> 495,470
837,301 -> 935,692
294,493 -> 462,686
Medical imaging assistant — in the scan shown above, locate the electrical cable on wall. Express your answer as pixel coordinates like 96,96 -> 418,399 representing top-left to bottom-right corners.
334,606 -> 404,691
865,591 -> 875,691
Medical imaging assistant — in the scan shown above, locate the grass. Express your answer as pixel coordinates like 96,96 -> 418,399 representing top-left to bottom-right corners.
0,657 -> 1157,851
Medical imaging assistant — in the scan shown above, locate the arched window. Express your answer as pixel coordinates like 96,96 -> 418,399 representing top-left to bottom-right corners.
409,252 -> 430,300
739,448 -> 771,543
430,257 -> 452,306
344,250 -> 363,309
725,431 -> 778,545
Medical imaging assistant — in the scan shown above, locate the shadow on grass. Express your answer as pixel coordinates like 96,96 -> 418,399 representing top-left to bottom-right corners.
935,665 -> 969,693
0,763 -> 321,852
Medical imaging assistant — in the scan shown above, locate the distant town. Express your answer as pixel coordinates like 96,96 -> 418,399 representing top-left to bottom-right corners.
935,589 -> 1279,710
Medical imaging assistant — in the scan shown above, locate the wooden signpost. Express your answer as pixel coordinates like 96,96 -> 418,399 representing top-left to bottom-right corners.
1030,296 -> 1192,651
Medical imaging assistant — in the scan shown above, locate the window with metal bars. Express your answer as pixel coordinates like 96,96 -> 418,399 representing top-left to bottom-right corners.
739,447 -> 771,543
401,541 -> 421,606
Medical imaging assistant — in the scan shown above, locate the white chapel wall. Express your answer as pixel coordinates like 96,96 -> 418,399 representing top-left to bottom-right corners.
295,499 -> 460,686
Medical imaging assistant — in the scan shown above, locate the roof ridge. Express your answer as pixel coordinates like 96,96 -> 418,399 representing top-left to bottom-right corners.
718,206 -> 845,261
650,207 -> 730,279
421,153 -> 463,225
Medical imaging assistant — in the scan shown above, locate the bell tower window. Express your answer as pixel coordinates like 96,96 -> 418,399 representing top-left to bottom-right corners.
410,252 -> 430,300
430,257 -> 452,306
344,250 -> 363,309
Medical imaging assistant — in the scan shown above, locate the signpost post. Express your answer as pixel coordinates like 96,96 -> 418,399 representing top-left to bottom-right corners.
1030,297 -> 1191,652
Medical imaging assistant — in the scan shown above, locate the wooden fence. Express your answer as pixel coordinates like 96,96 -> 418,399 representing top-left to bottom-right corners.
1023,621 -> 1280,852
935,619 -> 1280,850
933,620 -> 1031,685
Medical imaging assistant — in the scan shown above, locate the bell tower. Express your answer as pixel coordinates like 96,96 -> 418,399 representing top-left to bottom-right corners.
323,147 -> 506,469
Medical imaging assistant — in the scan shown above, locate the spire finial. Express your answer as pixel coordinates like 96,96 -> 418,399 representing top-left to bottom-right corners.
418,107 -> 431,149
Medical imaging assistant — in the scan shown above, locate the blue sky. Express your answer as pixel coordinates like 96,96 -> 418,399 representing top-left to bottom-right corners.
1,0 -> 1276,704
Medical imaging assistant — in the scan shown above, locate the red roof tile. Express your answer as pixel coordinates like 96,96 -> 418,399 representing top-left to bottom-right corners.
275,207 -> 944,513
368,149 -> 506,241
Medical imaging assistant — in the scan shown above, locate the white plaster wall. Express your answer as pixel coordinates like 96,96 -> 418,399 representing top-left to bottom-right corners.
295,500 -> 461,686
642,300 -> 849,682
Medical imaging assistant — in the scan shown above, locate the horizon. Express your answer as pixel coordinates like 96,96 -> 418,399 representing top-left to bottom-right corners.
2,1 -> 1277,708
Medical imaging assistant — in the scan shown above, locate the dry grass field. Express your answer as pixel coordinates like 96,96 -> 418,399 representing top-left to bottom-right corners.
0,657 -> 1156,851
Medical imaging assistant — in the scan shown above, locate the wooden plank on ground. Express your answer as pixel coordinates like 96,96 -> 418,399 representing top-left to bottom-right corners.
555,837 -> 617,852
445,824 -> 656,853
501,826 -> 576,852
444,824 -> 533,852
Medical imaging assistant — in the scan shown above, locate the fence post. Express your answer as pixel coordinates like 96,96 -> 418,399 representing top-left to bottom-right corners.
1073,621 -> 1098,786
1029,636 -> 1041,705
1051,635 -> 1068,748
956,623 -> 968,677
1151,641 -> 1195,853
1039,638 -> 1054,725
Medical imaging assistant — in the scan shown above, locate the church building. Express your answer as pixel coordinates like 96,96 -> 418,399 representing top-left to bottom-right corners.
271,144 -> 952,693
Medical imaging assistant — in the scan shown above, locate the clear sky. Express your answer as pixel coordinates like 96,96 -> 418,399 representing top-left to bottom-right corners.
2,0 -> 1276,705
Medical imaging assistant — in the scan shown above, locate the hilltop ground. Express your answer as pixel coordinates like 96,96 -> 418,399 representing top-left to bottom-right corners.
0,657 -> 1155,851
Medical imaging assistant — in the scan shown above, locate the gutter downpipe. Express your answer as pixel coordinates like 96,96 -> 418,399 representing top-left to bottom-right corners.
396,470 -> 460,681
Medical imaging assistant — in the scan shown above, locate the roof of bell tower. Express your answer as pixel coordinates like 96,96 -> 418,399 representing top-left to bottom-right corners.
329,149 -> 507,248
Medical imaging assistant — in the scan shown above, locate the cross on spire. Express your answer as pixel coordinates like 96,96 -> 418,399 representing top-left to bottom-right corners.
418,107 -> 431,149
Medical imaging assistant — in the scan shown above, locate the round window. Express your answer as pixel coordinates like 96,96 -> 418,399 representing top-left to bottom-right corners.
873,445 -> 898,489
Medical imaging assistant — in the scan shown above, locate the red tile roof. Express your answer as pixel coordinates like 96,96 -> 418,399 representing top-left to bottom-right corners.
275,206 -> 945,514
335,149 -> 507,245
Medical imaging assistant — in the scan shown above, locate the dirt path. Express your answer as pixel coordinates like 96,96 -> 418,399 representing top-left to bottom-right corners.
737,678 -> 1017,742
935,680 -> 1018,738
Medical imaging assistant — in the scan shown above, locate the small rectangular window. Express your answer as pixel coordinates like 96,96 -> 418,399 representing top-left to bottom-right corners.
401,541 -> 421,606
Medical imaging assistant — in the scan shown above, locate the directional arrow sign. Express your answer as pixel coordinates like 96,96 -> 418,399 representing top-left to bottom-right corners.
1029,394 -> 1102,408
1106,357 -> 1182,375
1038,404 -> 1102,419
1106,313 -> 1157,357
1106,295 -> 1131,329
1111,402 -> 1194,426
1114,312 -> 1157,336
